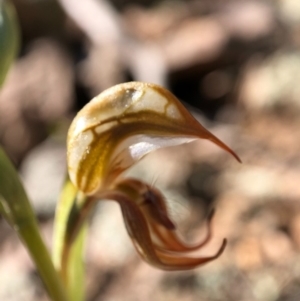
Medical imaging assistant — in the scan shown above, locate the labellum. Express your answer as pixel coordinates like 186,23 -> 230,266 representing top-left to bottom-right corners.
67,81 -> 240,270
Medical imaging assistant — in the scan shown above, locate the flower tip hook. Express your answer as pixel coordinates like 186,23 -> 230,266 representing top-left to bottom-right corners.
229,149 -> 242,164
215,238 -> 227,259
207,135 -> 242,163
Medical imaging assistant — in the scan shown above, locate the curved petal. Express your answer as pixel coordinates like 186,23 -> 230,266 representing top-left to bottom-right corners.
101,189 -> 227,271
113,178 -> 176,230
122,201 -> 227,270
67,82 -> 240,195
148,210 -> 215,253
113,178 -> 217,253
154,239 -> 227,271
100,189 -> 164,265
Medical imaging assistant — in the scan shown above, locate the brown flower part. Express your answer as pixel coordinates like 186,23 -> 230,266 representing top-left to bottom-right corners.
104,178 -> 226,270
67,82 -> 239,270
67,82 -> 240,196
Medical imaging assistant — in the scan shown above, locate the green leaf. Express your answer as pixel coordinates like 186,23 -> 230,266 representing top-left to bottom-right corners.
0,147 -> 69,301
0,0 -> 20,87
0,147 -> 37,226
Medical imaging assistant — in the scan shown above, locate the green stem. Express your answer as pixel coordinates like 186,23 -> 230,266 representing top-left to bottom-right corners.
64,224 -> 87,301
53,180 -> 87,301
18,221 -> 69,301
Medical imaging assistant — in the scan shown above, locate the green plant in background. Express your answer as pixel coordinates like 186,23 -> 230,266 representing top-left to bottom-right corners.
0,0 -> 19,86
0,4 -> 240,300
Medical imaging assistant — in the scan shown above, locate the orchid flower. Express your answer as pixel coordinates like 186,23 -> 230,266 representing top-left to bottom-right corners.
67,82 -> 240,271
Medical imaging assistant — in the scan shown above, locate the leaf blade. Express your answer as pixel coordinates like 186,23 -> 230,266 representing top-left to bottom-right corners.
0,147 -> 68,301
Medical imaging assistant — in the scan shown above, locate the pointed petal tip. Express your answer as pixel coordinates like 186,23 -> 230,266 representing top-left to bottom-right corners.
229,149 -> 242,164
216,238 -> 227,257
207,135 -> 242,163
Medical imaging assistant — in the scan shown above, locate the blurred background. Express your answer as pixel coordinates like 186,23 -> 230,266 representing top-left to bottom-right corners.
1,0 -> 300,300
